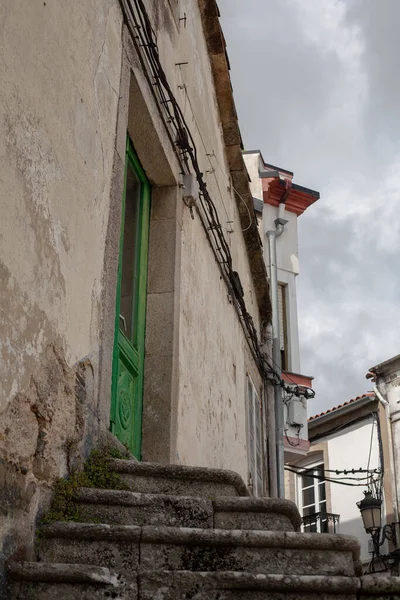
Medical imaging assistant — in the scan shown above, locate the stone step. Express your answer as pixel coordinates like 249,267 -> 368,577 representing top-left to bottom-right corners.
7,561 -> 133,599
138,570 -> 360,599
39,522 -> 360,578
73,488 -> 214,529
139,526 -> 360,578
39,523 -> 141,577
72,488 -> 300,531
213,497 -> 301,532
8,565 -> 400,600
109,459 -> 249,497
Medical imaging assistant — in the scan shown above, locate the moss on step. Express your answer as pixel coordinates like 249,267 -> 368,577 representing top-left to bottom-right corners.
40,447 -> 128,525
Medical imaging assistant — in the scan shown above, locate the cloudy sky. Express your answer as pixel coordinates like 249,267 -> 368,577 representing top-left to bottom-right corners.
219,0 -> 400,415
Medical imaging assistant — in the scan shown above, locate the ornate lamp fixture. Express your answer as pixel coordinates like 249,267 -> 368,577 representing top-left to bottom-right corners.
357,490 -> 399,573
357,491 -> 382,533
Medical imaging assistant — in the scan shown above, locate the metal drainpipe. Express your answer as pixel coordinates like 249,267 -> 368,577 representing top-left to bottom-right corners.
263,321 -> 277,498
266,179 -> 291,498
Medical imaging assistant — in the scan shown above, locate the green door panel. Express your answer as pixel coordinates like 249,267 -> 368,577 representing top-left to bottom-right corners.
110,137 -> 151,458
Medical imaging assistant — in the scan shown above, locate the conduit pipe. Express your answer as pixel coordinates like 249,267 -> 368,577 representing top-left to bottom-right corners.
263,322 -> 277,497
266,178 -> 291,498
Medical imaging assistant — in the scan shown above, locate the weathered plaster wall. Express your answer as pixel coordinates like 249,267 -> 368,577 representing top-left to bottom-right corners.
147,0 -> 264,482
124,1 -> 266,482
177,207 -> 263,482
0,0 -> 123,567
0,0 -> 269,573
147,0 -> 262,333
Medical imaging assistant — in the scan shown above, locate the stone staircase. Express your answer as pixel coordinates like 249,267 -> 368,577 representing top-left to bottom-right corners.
7,458 -> 400,599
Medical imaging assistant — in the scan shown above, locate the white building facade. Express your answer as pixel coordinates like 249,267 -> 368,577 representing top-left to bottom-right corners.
287,393 -> 397,569
243,151 -> 319,465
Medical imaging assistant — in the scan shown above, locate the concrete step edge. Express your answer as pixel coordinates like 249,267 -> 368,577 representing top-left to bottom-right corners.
74,488 -> 298,527
74,487 -> 212,508
140,525 -> 360,558
213,497 -> 301,530
109,459 -> 249,496
39,522 -> 359,561
7,561 -> 119,585
139,570 -> 361,593
40,522 -> 141,541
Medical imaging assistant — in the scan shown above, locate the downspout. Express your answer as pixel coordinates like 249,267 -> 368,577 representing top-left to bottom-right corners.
373,383 -> 400,527
266,179 -> 291,498
263,321 -> 277,497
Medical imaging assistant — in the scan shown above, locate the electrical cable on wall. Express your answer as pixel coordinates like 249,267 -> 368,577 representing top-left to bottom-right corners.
180,79 -> 253,233
177,80 -> 233,233
287,466 -> 380,482
325,468 -> 381,475
119,0 -> 314,399
284,465 -> 382,488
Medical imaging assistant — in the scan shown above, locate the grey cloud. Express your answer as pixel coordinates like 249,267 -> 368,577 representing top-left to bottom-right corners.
221,0 -> 344,169
344,0 -> 400,157
298,206 -> 400,413
220,0 -> 372,189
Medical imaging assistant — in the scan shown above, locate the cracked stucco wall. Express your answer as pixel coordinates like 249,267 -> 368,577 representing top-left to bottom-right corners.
0,0 -> 123,570
137,1 -> 265,483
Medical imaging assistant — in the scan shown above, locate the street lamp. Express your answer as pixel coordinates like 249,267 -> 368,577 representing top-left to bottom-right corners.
357,490 -> 382,532
357,490 -> 399,573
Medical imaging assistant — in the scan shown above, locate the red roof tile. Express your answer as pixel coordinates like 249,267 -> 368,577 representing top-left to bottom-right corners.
308,393 -> 375,422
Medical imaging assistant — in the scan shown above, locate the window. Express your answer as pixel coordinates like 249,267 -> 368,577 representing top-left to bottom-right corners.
300,464 -> 327,532
247,377 -> 263,496
278,283 -> 288,370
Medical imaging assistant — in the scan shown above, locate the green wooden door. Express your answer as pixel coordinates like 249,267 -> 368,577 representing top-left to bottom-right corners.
110,138 -> 151,458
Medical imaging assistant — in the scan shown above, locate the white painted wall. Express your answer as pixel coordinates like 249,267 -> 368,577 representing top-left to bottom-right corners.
244,152 -> 307,453
325,418 -> 381,564
263,204 -> 300,277
243,152 -> 301,373
244,152 -> 263,201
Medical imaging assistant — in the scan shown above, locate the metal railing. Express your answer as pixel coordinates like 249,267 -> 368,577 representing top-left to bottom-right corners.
302,512 -> 340,533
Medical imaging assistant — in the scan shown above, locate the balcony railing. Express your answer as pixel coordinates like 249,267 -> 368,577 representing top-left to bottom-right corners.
302,512 -> 340,534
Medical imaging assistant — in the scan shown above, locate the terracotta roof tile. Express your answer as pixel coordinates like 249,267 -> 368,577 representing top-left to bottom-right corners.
308,392 -> 375,422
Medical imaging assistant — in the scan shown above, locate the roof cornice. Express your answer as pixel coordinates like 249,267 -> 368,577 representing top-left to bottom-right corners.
198,0 -> 272,323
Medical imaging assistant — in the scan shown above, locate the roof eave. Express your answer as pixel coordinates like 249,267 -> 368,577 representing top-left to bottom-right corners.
198,0 -> 272,323
368,354 -> 400,376
308,395 -> 377,431
263,178 -> 320,216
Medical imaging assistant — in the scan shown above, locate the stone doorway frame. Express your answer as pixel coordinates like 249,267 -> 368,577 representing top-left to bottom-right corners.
97,25 -> 182,464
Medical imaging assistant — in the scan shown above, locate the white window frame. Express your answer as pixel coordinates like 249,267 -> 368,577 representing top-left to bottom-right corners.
297,462 -> 327,532
247,375 -> 263,496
